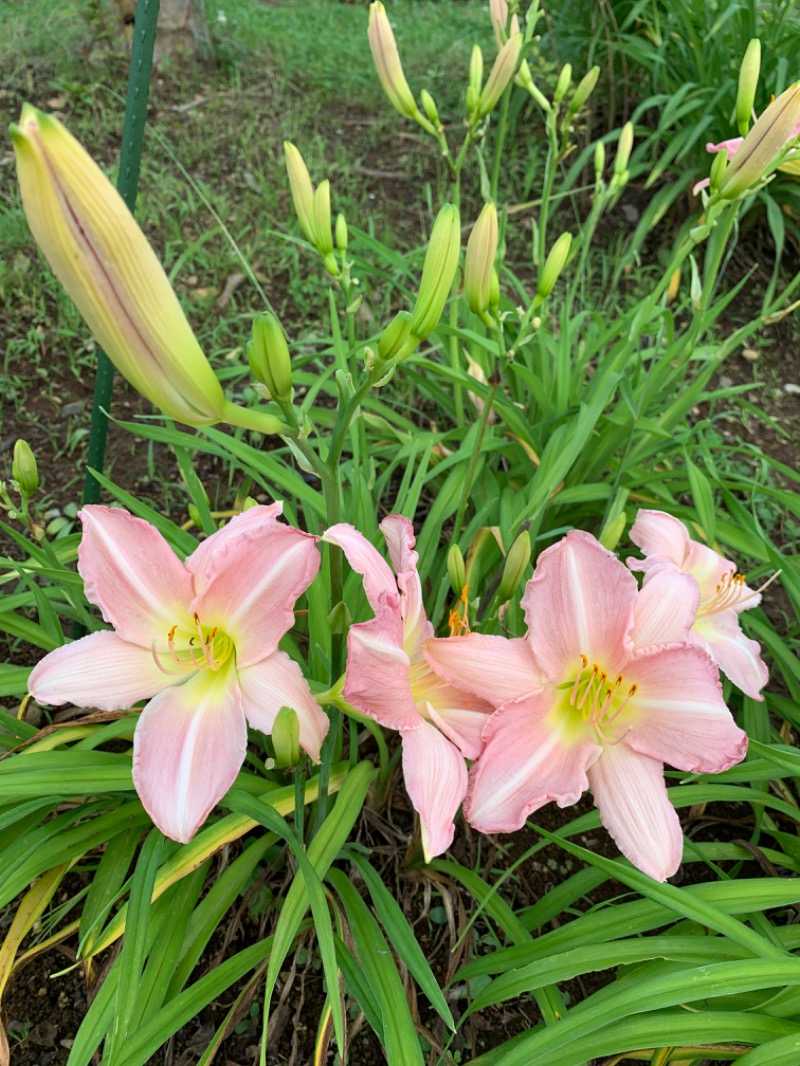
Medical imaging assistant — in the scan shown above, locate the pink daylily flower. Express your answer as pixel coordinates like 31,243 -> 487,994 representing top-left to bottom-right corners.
627,509 -> 769,700
29,504 -> 328,843
323,516 -> 493,861
425,531 -> 748,881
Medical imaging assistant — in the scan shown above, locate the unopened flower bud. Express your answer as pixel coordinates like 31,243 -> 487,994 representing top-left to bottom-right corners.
478,33 -> 522,117
313,180 -> 333,257
489,267 -> 500,309
409,204 -> 461,340
465,202 -> 498,320
489,0 -> 519,46
12,440 -> 38,496
11,105 -> 257,430
272,706 -> 301,768
447,543 -> 466,595
284,141 -> 316,244
553,63 -> 572,105
594,141 -> 605,183
368,1 -> 419,121
736,39 -> 761,136
378,309 -> 415,362
420,89 -> 440,128
569,65 -> 600,115
536,232 -> 572,301
469,45 -> 484,97
689,255 -> 703,311
328,600 -> 352,635
497,530 -> 531,603
614,122 -> 634,179
709,147 -> 729,192
249,313 -> 293,402
335,212 -> 348,254
598,512 -> 626,552
719,82 -> 800,199
466,85 -> 480,118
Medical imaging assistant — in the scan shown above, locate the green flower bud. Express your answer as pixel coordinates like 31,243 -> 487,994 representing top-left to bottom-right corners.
469,45 -> 484,97
249,313 -> 293,402
708,147 -> 729,192
272,706 -> 301,768
447,543 -> 467,596
689,254 -> 702,311
378,309 -> 415,362
335,213 -> 348,254
284,141 -> 316,244
536,231 -> 572,301
12,439 -> 38,497
420,89 -> 440,128
594,141 -> 605,184
409,204 -> 461,341
613,122 -> 634,179
736,39 -> 761,137
313,180 -> 333,257
497,530 -> 531,603
464,202 -> 498,320
328,600 -> 352,635
466,84 -> 480,119
489,266 -> 500,309
719,82 -> 800,200
569,65 -> 600,115
478,33 -> 522,117
553,62 -> 572,105
598,512 -> 626,552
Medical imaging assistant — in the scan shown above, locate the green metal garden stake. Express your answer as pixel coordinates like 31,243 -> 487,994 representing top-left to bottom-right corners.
82,0 -> 161,505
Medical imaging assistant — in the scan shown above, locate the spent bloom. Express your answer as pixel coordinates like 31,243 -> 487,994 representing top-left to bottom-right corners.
426,531 -> 748,881
11,106 -> 278,433
627,510 -> 769,700
29,505 -> 328,842
324,517 -> 493,860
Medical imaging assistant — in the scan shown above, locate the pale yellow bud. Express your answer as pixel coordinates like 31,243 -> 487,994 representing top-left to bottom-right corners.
497,530 -> 531,603
569,66 -> 600,114
469,45 -> 484,97
11,106 -> 259,430
464,203 -> 498,320
554,63 -> 572,105
736,39 -> 761,136
420,89 -> 440,127
368,2 -> 419,121
719,82 -> 800,199
478,33 -> 522,117
536,232 -> 572,301
613,122 -> 634,180
284,141 -> 316,244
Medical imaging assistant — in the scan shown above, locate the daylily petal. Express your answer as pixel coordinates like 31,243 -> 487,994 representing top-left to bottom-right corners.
588,743 -> 683,881
343,596 -> 420,731
401,720 -> 468,861
706,136 -> 744,157
629,510 -> 731,596
189,522 -> 320,668
132,665 -> 247,843
424,633 -> 541,707
28,630 -> 174,710
630,568 -> 699,649
379,515 -> 431,659
522,531 -> 637,681
624,644 -> 748,773
691,611 -> 769,700
78,506 -> 194,645
465,693 -> 601,833
238,650 -> 329,762
186,503 -> 283,585
423,698 -> 493,760
323,523 -> 397,613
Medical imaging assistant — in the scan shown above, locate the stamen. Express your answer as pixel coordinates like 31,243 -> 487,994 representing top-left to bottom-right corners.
700,569 -> 779,616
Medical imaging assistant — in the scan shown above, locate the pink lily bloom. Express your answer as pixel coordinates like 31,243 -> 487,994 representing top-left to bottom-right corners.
627,509 -> 768,700
425,531 -> 748,881
29,504 -> 328,843
323,516 -> 493,860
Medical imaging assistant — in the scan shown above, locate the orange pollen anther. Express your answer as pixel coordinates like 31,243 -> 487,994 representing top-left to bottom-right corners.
570,655 -> 638,735
699,569 -> 780,616
449,584 -> 472,636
